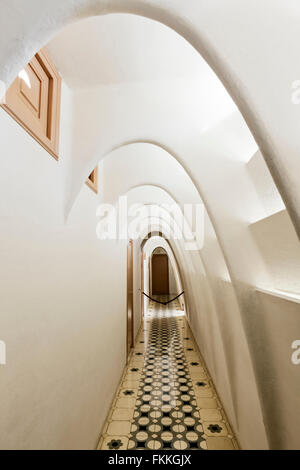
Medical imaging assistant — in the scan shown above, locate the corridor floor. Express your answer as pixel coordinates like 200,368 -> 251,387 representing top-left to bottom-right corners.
98,298 -> 238,450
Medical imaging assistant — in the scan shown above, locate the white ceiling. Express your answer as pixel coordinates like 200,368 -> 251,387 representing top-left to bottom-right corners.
46,13 -> 207,88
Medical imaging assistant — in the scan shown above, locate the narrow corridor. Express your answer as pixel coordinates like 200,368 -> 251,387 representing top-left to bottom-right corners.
98,298 -> 238,450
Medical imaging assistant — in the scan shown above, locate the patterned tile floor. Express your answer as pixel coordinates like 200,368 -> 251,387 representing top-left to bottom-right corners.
98,297 -> 238,450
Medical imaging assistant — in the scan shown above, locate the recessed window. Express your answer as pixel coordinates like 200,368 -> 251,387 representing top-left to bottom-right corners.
86,167 -> 98,193
1,48 -> 61,160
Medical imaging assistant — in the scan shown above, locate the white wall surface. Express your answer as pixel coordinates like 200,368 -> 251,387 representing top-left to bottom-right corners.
0,84 -> 128,449
252,290 -> 300,450
247,151 -> 285,220
250,210 -> 300,294
0,4 -> 300,451
168,262 -> 177,295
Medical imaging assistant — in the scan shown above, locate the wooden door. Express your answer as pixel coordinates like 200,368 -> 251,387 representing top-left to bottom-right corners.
141,251 -> 145,318
152,254 -> 169,295
127,240 -> 134,359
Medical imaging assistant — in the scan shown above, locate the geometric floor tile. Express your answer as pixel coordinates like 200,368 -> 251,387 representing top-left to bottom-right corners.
99,297 -> 238,450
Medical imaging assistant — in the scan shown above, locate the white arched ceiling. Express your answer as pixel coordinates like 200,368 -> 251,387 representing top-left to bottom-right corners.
122,184 -> 224,318
1,1 -> 299,449
97,142 -> 236,296
115,184 -> 267,448
96,139 -> 270,320
98,142 -> 202,207
96,141 -> 269,285
0,1 -> 300,239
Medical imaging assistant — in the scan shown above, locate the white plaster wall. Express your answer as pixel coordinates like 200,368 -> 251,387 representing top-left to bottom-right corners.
250,210 -> 300,294
0,85 -> 128,449
0,3 -> 299,450
247,151 -> 285,220
251,290 -> 300,450
168,262 -> 177,295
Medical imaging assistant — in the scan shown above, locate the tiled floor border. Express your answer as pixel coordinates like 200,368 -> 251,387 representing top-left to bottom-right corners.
96,323 -> 144,450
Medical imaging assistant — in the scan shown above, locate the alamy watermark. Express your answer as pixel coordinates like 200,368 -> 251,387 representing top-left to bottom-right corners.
291,80 -> 300,105
96,197 -> 204,251
291,340 -> 300,365
0,340 -> 6,365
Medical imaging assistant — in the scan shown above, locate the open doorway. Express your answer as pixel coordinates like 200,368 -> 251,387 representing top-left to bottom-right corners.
142,238 -> 186,313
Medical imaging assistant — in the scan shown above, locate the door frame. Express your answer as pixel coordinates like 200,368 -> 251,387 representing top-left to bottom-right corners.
126,239 -> 134,360
141,250 -> 145,318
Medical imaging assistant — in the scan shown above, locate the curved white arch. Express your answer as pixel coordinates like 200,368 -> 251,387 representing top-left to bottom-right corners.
94,143 -> 273,447
117,184 -> 263,441
94,141 -> 233,281
0,1 -> 299,239
1,2 -> 299,449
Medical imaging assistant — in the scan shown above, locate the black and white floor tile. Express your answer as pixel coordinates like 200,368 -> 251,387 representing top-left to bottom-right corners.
99,297 -> 238,451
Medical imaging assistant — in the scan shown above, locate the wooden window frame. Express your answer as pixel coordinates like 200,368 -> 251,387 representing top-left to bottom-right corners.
86,167 -> 98,193
1,48 -> 61,160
